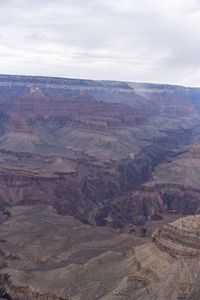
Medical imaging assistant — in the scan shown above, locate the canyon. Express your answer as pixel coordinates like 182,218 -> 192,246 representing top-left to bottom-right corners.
0,75 -> 200,298
0,75 -> 200,228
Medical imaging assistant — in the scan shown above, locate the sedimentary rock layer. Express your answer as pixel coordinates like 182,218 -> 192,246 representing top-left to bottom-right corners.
152,215 -> 200,257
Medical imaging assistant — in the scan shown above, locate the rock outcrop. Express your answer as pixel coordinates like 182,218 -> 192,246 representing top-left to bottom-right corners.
152,215 -> 200,257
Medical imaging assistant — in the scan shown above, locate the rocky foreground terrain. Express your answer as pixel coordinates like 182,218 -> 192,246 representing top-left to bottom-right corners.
0,205 -> 200,299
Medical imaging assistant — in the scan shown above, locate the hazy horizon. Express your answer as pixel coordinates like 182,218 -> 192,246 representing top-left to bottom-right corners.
0,72 -> 200,89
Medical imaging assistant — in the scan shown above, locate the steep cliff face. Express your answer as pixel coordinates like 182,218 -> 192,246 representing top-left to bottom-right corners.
0,75 -> 200,227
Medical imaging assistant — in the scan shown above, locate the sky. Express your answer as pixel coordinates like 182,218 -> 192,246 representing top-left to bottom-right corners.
0,0 -> 200,86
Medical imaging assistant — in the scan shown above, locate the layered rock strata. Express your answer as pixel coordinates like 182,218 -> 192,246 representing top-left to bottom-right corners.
152,215 -> 200,257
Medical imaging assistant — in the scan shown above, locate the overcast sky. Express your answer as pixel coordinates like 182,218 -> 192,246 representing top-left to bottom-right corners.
0,0 -> 200,86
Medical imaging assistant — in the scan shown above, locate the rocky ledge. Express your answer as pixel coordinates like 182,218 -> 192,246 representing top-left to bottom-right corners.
152,215 -> 200,257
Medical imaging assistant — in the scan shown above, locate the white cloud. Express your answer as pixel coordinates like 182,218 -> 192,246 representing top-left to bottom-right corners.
0,0 -> 200,86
